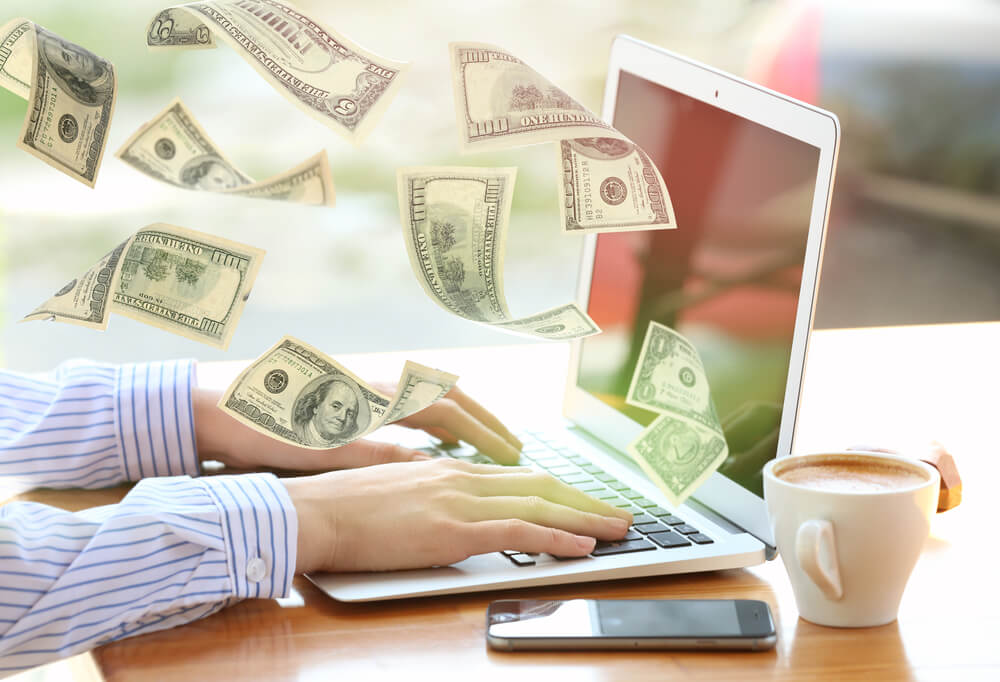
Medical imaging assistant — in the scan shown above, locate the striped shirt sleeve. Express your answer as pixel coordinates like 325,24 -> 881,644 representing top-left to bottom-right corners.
0,473 -> 297,675
0,359 -> 199,492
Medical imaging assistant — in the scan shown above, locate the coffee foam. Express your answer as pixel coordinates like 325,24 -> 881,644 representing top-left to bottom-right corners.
777,457 -> 927,493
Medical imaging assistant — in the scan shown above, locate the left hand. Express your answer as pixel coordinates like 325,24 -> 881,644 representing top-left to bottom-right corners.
372,382 -> 523,464
193,386 -> 433,472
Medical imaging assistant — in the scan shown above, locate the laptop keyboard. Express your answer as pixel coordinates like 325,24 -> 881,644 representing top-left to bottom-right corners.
419,428 -> 714,566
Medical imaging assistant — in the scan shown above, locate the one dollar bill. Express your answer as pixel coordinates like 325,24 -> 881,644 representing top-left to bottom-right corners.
449,42 -> 676,234
625,321 -> 728,507
146,1 -> 408,144
220,336 -> 458,449
397,166 -> 600,341
117,98 -> 335,206
0,18 -> 116,187
23,223 -> 264,349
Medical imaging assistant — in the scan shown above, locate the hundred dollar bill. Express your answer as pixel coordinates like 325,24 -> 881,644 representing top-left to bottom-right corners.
20,241 -> 128,329
625,321 -> 727,507
220,336 -> 458,449
0,18 -> 116,187
397,166 -> 600,341
146,1 -> 408,144
116,98 -> 335,206
450,42 -> 675,234
24,223 -> 264,349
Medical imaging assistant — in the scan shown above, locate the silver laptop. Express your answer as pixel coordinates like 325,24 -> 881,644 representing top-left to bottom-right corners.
309,34 -> 840,601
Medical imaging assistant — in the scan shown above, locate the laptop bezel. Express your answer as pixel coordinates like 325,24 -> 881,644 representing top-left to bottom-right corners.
562,34 -> 840,546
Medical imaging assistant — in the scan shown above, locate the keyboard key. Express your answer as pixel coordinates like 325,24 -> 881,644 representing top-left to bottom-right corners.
634,521 -> 668,534
591,538 -> 656,556
613,500 -> 633,509
559,473 -> 592,485
596,473 -> 618,483
647,507 -> 672,517
501,550 -> 519,556
508,554 -> 536,566
596,490 -> 620,500
622,529 -> 643,541
622,490 -> 645,500
582,464 -> 604,475
564,454 -> 589,464
634,498 -> 658,508
603,496 -> 629,507
648,531 -> 692,548
661,515 -> 685,526
546,465 -> 578,476
572,482 -> 606,493
674,524 -> 700,535
689,533 -> 714,545
534,456 -> 564,467
630,513 -> 656,525
607,481 -> 631,491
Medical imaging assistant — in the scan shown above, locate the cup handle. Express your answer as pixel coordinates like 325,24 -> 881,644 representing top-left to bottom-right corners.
795,520 -> 843,600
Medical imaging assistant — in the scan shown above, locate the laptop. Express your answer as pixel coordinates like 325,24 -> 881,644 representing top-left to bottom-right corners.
307,34 -> 840,601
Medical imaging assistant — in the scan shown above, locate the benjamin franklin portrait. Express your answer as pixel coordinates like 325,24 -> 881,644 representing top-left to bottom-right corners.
292,374 -> 371,447
36,27 -> 114,107
179,155 -> 242,190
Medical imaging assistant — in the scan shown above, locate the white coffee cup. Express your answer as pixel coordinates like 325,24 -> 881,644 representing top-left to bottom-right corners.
763,452 -> 939,627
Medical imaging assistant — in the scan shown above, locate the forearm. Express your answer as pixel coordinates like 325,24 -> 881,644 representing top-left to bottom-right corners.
0,360 -> 199,492
0,472 -> 296,674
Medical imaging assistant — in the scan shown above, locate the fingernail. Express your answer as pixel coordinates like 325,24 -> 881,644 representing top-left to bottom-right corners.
612,518 -> 629,532
413,454 -> 432,461
576,536 -> 596,551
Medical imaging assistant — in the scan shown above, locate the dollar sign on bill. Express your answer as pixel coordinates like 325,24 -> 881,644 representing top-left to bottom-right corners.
219,336 -> 458,449
449,41 -> 676,234
397,166 -> 600,341
117,98 -> 335,206
146,1 -> 408,144
24,223 -> 265,349
0,18 -> 116,187
625,321 -> 728,507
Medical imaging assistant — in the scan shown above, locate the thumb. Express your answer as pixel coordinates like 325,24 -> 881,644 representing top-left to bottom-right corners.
320,439 -> 432,469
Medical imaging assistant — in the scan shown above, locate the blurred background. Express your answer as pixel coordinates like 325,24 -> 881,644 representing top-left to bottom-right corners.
1,0 -> 999,372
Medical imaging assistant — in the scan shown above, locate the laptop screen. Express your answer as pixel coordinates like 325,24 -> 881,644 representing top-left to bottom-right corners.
577,69 -> 821,498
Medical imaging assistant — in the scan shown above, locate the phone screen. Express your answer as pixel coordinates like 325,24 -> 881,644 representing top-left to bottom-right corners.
488,599 -> 771,640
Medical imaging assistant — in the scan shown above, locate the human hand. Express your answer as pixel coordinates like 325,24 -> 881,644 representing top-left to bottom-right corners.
282,458 -> 633,573
193,386 -> 430,472
371,381 -> 523,465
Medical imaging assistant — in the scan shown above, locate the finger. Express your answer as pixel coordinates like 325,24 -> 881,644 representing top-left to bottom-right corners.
446,385 -> 523,451
424,426 -> 459,444
433,458 -> 532,476
474,470 -> 633,523
460,519 -> 597,557
463,495 -> 630,541
313,440 -> 431,469
421,400 -> 522,465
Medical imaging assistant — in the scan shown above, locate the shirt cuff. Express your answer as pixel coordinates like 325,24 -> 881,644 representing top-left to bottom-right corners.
196,473 -> 299,600
115,360 -> 199,480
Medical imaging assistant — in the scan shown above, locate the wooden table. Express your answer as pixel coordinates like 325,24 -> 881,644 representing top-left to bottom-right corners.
9,325 -> 1000,681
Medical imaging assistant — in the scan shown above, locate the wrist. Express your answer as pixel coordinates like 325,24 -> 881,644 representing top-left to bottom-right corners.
192,386 -> 230,464
281,475 -> 331,574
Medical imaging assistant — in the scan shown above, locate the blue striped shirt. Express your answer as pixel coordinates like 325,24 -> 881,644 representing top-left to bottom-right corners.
0,360 -> 298,675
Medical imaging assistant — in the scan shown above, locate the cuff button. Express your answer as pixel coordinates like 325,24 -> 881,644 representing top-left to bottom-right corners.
246,557 -> 268,583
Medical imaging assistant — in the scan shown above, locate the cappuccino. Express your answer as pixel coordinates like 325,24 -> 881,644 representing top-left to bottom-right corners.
777,457 -> 926,493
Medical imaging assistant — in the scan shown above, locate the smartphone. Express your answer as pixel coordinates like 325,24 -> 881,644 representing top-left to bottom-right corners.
486,599 -> 776,651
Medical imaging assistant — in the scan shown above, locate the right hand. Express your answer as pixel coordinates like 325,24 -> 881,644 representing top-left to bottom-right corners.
282,458 -> 633,573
